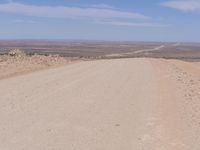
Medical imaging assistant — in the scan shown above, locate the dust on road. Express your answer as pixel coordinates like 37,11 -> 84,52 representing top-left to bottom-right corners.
0,58 -> 199,150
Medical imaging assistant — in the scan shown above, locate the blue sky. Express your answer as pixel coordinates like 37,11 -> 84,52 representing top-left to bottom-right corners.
0,0 -> 200,42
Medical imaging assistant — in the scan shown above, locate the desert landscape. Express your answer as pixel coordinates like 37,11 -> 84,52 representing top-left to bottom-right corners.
0,40 -> 200,149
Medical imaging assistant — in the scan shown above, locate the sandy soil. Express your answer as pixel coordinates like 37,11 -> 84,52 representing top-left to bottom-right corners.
0,52 -> 74,80
0,58 -> 199,150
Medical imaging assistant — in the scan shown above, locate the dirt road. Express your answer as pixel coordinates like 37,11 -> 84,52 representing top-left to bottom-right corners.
0,58 -> 199,150
133,45 -> 165,54
106,44 -> 166,57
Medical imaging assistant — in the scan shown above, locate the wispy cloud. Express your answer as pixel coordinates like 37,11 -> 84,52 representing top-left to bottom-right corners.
161,0 -> 200,12
95,21 -> 169,27
0,2 -> 148,19
90,4 -> 114,9
0,2 -> 169,29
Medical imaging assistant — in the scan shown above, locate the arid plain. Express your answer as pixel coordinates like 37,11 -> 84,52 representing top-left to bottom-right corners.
0,41 -> 200,150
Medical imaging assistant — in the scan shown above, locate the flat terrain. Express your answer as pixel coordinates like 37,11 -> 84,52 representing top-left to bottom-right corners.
0,58 -> 199,150
1,40 -> 200,60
